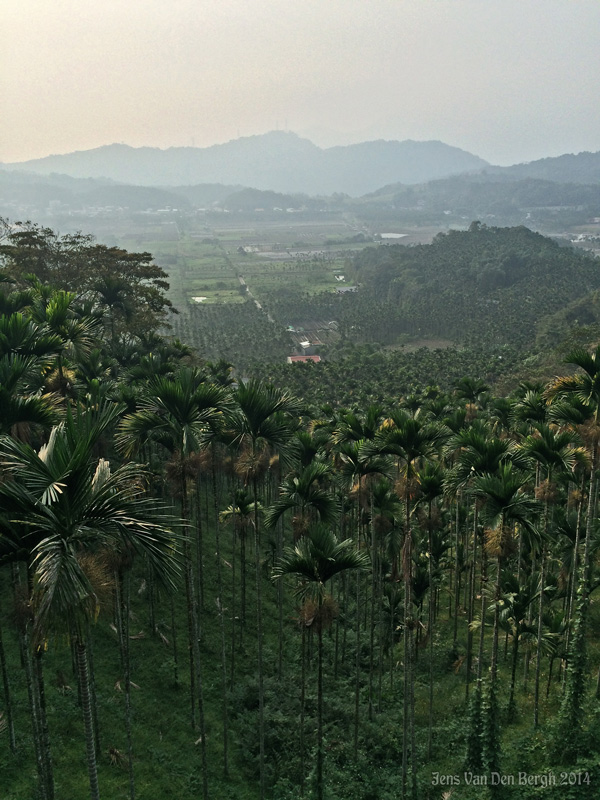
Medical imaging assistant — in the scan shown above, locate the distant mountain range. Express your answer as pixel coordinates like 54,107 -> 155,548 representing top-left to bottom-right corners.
3,133 -> 600,229
1,132 -> 489,196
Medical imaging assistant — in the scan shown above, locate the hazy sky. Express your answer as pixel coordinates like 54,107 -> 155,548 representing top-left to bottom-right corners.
3,0 -> 600,166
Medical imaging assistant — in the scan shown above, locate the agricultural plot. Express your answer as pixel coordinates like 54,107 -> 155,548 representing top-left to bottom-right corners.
210,217 -> 356,245
120,233 -> 243,308
114,214 -> 380,365
231,253 -> 344,297
216,220 -> 369,308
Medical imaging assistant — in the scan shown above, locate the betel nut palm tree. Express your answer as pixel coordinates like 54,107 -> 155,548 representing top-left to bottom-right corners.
0,403 -> 179,800
273,524 -> 368,800
263,460 -> 339,538
117,367 -> 230,800
0,311 -> 62,437
368,409 -> 446,799
471,463 -> 541,685
228,379 -> 302,800
518,421 -> 583,726
545,345 -> 600,757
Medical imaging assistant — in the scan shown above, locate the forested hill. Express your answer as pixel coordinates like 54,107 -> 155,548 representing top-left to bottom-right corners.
357,174 -> 600,229
341,223 -> 600,349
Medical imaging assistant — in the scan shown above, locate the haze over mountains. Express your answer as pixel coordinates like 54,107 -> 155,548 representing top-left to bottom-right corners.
3,132 -> 600,235
2,132 -> 488,196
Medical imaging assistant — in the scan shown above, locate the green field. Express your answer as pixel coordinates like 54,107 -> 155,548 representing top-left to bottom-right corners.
114,215 -> 379,366
118,216 -> 371,312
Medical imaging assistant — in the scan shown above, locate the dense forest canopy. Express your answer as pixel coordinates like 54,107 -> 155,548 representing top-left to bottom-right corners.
0,218 -> 176,341
341,223 -> 600,348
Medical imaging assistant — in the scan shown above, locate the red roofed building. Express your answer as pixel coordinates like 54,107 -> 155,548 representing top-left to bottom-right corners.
287,355 -> 321,364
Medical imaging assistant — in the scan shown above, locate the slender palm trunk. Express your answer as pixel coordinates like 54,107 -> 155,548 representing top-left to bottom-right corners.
230,519 -> 237,690
212,452 -> 229,777
182,476 -> 208,798
368,494 -> 376,720
533,544 -> 547,727
377,536 -> 385,711
353,512 -> 361,760
85,620 -> 101,761
477,544 -> 488,682
0,609 -> 16,753
300,623 -> 306,796
402,489 -> 413,800
181,476 -> 197,728
453,501 -> 461,646
581,442 -> 598,601
490,554 -> 502,684
21,625 -> 49,800
563,473 -> 584,679
508,629 -> 520,720
170,598 -> 179,684
253,473 -> 266,800
427,500 -> 435,759
317,597 -> 324,800
123,574 -> 135,800
466,505 -> 478,697
546,656 -> 555,698
277,516 -> 284,681
76,638 -> 100,800
240,528 -> 247,632
191,610 -> 209,800
195,478 -> 204,610
34,642 -> 54,800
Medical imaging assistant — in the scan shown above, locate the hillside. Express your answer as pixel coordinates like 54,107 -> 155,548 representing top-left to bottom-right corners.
0,169 -> 241,219
256,224 -> 600,352
339,223 -> 600,348
247,224 -> 600,405
358,174 -> 600,229
489,150 -> 600,184
3,221 -> 600,800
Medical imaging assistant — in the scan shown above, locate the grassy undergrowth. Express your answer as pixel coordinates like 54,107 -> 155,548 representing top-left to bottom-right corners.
3,487 -> 600,799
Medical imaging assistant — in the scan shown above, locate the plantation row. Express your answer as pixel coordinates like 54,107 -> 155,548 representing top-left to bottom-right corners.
2,220 -> 600,800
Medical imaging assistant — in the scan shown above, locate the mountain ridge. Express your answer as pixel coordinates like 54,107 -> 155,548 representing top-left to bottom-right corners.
1,131 -> 488,196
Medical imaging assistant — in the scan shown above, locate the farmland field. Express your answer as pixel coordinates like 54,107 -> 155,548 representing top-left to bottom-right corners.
112,212 -> 388,367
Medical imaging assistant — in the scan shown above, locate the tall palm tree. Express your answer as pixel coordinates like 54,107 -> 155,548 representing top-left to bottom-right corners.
0,405 -> 179,800
472,464 -> 541,684
332,404 -> 385,445
117,368 -> 230,799
335,437 -> 391,755
264,461 -> 339,538
415,460 -> 445,757
273,525 -> 368,800
518,421 -> 583,726
370,409 -> 446,798
93,275 -> 135,348
454,376 -> 489,408
547,346 -> 600,601
444,423 -> 527,687
0,312 -> 62,437
220,488 -> 262,664
228,379 -> 302,800
546,346 -> 600,753
220,488 -> 261,625
495,572 -> 537,720
291,428 -> 331,468
29,288 -> 100,395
